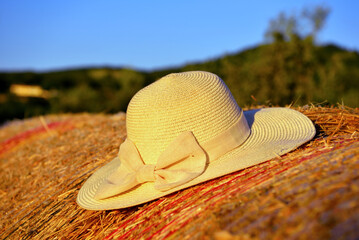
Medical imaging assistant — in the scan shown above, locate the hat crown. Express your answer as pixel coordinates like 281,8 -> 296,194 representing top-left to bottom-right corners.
126,71 -> 242,164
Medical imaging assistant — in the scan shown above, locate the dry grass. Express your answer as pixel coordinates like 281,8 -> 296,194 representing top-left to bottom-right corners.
0,105 -> 358,240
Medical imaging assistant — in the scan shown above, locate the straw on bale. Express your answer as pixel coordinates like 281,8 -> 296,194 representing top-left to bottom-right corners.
0,105 -> 358,239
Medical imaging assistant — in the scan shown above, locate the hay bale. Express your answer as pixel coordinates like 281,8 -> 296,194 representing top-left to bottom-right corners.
0,106 -> 358,239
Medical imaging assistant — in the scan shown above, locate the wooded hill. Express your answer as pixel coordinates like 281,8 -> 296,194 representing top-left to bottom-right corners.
0,41 -> 358,124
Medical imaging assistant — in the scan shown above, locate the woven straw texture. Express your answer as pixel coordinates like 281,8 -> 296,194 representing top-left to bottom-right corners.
0,105 -> 358,239
127,71 -> 241,164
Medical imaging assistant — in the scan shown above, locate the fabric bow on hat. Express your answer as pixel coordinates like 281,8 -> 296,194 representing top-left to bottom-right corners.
94,131 -> 207,200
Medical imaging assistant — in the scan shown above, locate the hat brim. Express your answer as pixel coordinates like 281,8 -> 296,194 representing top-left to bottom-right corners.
77,108 -> 315,210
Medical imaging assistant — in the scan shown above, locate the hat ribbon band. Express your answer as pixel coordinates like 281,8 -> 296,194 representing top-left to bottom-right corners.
94,111 -> 250,200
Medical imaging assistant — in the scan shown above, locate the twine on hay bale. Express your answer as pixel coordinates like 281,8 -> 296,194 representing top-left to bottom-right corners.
0,105 -> 358,239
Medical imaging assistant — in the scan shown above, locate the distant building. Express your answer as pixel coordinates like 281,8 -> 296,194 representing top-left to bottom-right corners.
10,84 -> 51,99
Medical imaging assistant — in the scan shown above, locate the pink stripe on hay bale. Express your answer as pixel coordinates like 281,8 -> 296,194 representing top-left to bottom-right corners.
105,138 -> 357,240
0,120 -> 74,155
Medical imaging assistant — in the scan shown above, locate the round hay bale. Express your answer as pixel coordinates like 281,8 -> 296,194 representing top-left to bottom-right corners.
0,106 -> 358,239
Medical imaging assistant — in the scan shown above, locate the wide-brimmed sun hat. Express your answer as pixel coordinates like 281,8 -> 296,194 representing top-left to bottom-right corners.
77,71 -> 315,210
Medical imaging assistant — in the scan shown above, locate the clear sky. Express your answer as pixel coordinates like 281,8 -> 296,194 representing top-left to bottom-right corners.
0,0 -> 358,72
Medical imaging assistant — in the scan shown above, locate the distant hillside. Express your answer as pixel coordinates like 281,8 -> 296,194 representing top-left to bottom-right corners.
1,43 -> 359,123
159,43 -> 359,108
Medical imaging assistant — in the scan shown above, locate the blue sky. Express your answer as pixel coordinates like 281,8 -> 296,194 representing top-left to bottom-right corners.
0,0 -> 358,72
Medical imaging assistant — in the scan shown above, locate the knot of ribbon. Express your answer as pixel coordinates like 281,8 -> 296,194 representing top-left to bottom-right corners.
95,131 -> 207,200
94,111 -> 250,200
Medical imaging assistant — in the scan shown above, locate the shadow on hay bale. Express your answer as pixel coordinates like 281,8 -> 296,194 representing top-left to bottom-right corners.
0,105 -> 358,239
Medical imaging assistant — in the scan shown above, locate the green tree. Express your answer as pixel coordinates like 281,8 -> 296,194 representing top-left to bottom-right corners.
261,6 -> 331,105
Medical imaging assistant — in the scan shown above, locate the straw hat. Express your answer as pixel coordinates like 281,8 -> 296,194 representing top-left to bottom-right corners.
77,71 -> 315,210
